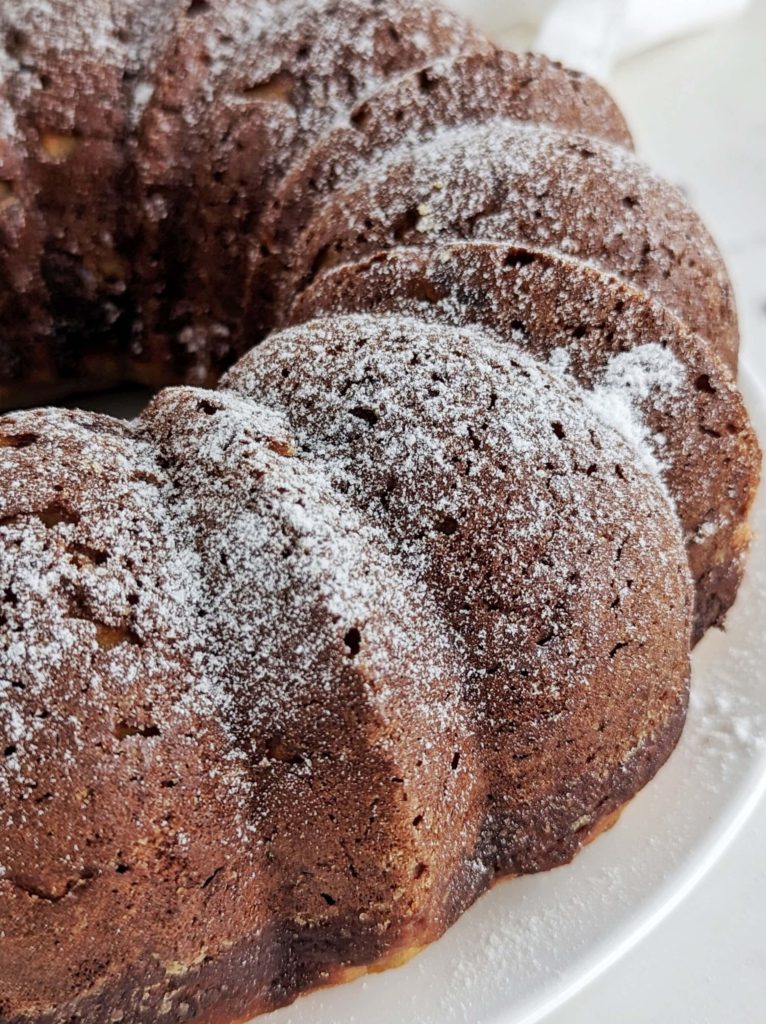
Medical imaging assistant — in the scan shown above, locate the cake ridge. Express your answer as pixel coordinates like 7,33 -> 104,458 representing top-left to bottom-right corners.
286,116 -> 738,367
292,242 -> 759,639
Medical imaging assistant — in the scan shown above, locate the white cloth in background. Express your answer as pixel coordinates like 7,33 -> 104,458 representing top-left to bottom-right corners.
536,0 -> 751,79
446,0 -> 751,80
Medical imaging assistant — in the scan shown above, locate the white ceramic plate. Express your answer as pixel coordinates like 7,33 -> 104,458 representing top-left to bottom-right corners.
251,366 -> 766,1024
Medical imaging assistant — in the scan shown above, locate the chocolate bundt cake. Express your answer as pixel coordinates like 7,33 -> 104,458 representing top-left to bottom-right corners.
0,2 -> 760,1023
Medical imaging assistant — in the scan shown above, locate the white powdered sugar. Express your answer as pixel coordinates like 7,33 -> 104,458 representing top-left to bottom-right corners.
545,340 -> 685,478
583,344 -> 684,480
295,117 -> 730,350
293,239 -> 758,615
0,313 -> 691,877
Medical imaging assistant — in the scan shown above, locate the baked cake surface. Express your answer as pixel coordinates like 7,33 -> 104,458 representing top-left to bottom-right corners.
0,1 -> 760,1022
2,316 -> 692,1021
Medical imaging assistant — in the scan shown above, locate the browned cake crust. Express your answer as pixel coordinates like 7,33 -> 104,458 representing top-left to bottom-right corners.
0,2 -> 170,397
259,48 -> 633,272
2,316 -> 691,1022
286,121 -> 738,369
0,1 -> 761,1023
131,0 -> 487,387
291,242 -> 760,640
0,0 -> 486,402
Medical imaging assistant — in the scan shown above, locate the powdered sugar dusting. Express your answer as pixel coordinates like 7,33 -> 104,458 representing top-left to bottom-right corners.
295,118 -> 734,351
0,312 -> 693,906
292,241 -> 759,645
546,341 -> 684,480
583,344 -> 683,480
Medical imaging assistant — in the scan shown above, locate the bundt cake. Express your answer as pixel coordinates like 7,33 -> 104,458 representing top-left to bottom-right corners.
0,2 -> 760,1023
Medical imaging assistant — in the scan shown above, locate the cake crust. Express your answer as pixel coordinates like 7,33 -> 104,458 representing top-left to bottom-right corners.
292,243 -> 760,639
2,315 -> 692,1021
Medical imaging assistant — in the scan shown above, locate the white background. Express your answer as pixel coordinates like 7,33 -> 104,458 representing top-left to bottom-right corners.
453,2 -> 766,1020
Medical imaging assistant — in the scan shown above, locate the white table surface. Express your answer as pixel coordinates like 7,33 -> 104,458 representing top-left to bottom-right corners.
453,2 -> 766,1021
